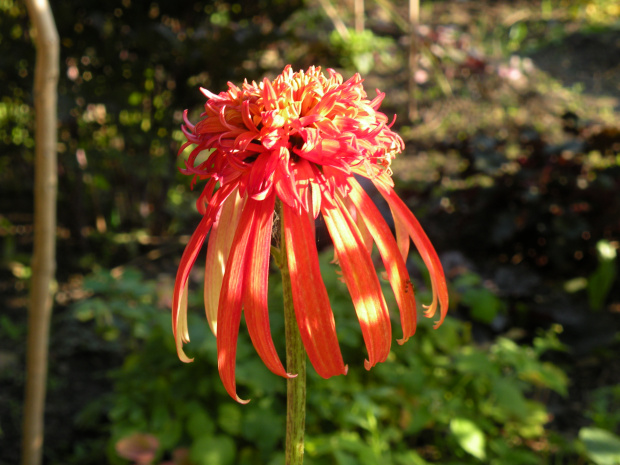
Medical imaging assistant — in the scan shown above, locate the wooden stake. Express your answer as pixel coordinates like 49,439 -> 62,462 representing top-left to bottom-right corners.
21,1 -> 59,464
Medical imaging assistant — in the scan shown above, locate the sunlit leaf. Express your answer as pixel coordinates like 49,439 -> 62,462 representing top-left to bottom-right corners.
450,417 -> 486,460
580,427 -> 620,465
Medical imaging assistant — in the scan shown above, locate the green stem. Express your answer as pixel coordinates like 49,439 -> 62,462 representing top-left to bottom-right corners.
277,202 -> 306,465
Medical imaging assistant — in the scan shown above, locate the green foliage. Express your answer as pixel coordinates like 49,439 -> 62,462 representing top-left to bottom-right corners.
452,270 -> 505,324
450,418 -> 486,460
579,427 -> 620,465
329,29 -> 397,74
77,251 -> 570,465
588,240 -> 618,311
586,385 -> 620,432
73,268 -> 160,343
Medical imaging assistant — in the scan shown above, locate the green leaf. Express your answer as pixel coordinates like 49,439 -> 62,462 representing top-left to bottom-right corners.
191,435 -> 236,465
579,427 -> 620,465
187,408 -> 215,440
491,378 -> 528,420
241,405 -> 283,456
394,450 -> 430,465
588,240 -> 617,311
455,348 -> 499,377
450,417 -> 486,460
217,403 -> 242,436
462,288 -> 502,323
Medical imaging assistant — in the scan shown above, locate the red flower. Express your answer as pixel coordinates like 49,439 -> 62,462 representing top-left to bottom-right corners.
173,65 -> 448,402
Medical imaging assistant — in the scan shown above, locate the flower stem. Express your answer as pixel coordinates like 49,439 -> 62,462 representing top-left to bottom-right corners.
278,203 -> 306,465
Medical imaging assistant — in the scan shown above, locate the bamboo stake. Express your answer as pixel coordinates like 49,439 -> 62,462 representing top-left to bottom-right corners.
21,1 -> 59,465
354,0 -> 364,33
317,0 -> 350,41
409,0 -> 420,122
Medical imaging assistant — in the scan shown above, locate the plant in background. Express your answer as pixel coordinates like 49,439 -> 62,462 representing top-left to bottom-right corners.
588,239 -> 617,311
329,29 -> 397,74
172,65 -> 448,463
99,253 -> 569,465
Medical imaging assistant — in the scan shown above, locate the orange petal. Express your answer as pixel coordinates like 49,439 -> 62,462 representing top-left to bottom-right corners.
321,190 -> 392,370
242,193 -> 292,378
393,207 -> 410,261
348,179 -> 417,343
204,187 -> 244,335
216,200 -> 257,404
282,201 -> 347,378
374,182 -> 449,328
342,195 -> 373,255
172,214 -> 213,363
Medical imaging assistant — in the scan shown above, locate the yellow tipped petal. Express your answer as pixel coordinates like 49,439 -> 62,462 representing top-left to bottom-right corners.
204,187 -> 244,335
374,181 -> 449,328
175,282 -> 194,363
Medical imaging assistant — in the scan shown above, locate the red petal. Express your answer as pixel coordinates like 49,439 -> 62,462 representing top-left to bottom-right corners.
282,201 -> 348,378
374,182 -> 449,328
342,196 -> 373,255
321,190 -> 392,370
348,179 -> 417,343
295,160 -> 322,219
393,208 -> 410,261
242,194 -> 292,378
216,200 -> 257,404
172,214 -> 214,363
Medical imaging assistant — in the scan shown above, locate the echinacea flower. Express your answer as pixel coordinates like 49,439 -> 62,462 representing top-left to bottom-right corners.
173,65 -> 448,403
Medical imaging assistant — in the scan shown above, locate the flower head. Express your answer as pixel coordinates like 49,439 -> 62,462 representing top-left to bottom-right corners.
173,65 -> 448,403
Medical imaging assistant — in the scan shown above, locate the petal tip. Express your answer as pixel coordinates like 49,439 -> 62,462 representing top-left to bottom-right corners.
177,348 -> 194,364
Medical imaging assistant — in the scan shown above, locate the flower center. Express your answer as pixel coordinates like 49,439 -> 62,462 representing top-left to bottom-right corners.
288,134 -> 304,163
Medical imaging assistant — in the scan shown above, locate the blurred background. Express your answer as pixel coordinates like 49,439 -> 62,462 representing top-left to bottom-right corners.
1,0 -> 619,464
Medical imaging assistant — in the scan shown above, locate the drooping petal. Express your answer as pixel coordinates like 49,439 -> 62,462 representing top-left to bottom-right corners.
374,181 -> 449,328
342,196 -> 373,255
216,200 -> 257,404
282,201 -> 348,378
172,214 -> 214,362
321,190 -> 392,370
295,159 -> 322,219
393,210 -> 411,262
347,178 -> 417,343
242,193 -> 292,378
204,187 -> 244,335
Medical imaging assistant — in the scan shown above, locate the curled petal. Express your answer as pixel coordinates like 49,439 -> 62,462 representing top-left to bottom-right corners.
374,181 -> 449,328
172,214 -> 214,362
